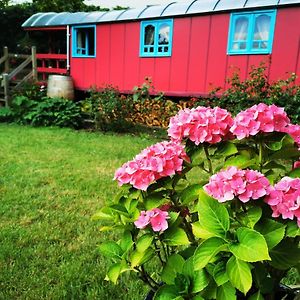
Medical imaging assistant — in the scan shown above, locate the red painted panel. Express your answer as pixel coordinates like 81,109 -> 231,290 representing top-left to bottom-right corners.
187,15 -> 210,93
225,56 -> 249,86
96,24 -> 110,87
110,24 -> 125,89
205,14 -> 229,93
139,58 -> 155,87
153,58 -> 171,92
270,7 -> 300,82
123,23 -> 140,91
169,18 -> 191,92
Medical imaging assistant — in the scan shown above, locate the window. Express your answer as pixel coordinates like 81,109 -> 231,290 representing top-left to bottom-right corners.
140,19 -> 173,57
72,25 -> 96,57
227,10 -> 276,55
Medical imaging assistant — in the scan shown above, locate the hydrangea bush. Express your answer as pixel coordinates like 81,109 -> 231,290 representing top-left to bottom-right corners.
94,103 -> 300,299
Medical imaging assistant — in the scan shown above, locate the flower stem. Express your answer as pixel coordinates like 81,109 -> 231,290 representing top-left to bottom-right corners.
204,144 -> 213,175
258,138 -> 264,172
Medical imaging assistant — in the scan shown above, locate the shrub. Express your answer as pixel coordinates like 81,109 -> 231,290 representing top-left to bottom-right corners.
211,63 -> 300,123
4,95 -> 82,128
83,85 -> 132,132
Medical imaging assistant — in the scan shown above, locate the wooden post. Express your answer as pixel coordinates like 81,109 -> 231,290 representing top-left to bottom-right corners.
3,73 -> 9,107
31,46 -> 37,81
3,47 -> 9,73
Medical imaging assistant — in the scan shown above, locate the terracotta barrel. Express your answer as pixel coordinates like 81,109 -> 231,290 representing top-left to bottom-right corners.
47,75 -> 74,100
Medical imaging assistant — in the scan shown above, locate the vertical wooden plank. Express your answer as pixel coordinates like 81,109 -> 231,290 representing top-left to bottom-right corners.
110,23 -> 125,89
169,18 -> 191,93
31,46 -> 38,81
186,15 -> 210,93
123,22 -> 140,91
96,24 -> 110,87
269,7 -> 300,82
3,47 -> 9,73
205,14 -> 230,93
3,73 -> 9,107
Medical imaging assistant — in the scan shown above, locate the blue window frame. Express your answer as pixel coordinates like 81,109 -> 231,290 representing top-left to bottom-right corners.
227,10 -> 276,55
72,25 -> 96,58
140,19 -> 173,57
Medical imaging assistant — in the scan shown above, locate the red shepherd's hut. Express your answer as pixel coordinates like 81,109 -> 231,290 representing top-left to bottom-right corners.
22,0 -> 300,97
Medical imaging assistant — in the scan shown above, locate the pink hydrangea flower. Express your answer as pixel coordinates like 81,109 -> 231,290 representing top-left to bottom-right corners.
114,141 -> 190,191
204,166 -> 271,203
230,103 -> 290,140
294,160 -> 300,169
134,208 -> 170,232
284,124 -> 300,148
265,177 -> 300,227
168,106 -> 234,145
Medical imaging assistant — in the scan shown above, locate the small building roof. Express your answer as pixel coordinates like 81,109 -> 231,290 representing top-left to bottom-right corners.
22,0 -> 300,28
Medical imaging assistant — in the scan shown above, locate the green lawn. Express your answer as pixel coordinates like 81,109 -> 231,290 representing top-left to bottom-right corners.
0,124 -> 156,300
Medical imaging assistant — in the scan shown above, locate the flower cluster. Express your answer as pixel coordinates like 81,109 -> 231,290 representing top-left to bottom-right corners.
265,177 -> 300,226
114,141 -> 189,191
204,166 -> 271,203
284,124 -> 300,148
134,208 -> 170,232
168,106 -> 233,145
230,103 -> 290,140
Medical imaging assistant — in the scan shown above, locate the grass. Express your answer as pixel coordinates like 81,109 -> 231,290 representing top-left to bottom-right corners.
0,124 -> 156,300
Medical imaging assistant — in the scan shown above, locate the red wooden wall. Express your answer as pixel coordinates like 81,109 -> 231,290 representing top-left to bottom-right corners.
70,6 -> 300,96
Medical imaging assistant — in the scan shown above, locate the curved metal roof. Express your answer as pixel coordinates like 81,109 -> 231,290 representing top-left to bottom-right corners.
22,0 -> 300,28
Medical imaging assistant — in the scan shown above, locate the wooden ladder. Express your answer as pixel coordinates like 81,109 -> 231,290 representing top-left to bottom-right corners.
0,46 -> 37,107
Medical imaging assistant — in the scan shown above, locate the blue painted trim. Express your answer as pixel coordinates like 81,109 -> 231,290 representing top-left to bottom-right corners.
72,24 -> 96,58
140,19 -> 173,57
227,10 -> 277,55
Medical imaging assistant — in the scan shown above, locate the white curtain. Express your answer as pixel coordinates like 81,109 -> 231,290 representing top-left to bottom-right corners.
233,17 -> 248,49
158,24 -> 170,45
254,14 -> 270,41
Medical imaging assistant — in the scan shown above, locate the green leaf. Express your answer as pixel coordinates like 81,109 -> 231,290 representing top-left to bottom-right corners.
163,227 -> 190,246
216,282 -> 236,300
269,240 -> 300,270
191,269 -> 210,293
263,161 -> 286,171
161,254 -> 185,285
130,248 -> 155,267
248,291 -> 264,300
174,274 -> 190,294
109,204 -> 130,217
270,147 -> 300,160
192,222 -> 215,239
192,296 -> 204,300
198,190 -> 230,238
255,219 -> 286,249
99,241 -> 123,260
91,208 -> 114,221
229,228 -> 270,262
213,261 -> 229,286
190,147 -> 205,166
182,258 -> 210,293
105,261 -> 129,284
120,230 -> 134,253
136,234 -> 153,253
106,263 -> 122,284
226,256 -> 252,295
154,285 -> 180,300
286,221 -> 300,237
224,153 -> 256,169
288,168 -> 300,178
144,192 -> 168,210
237,207 -> 262,229
180,184 -> 203,205
213,141 -> 238,158
194,237 -> 227,270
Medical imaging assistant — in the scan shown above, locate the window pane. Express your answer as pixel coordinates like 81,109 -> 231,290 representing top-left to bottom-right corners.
233,17 -> 248,42
253,14 -> 271,42
77,30 -> 86,49
158,23 -> 170,45
144,25 -> 155,45
86,27 -> 95,56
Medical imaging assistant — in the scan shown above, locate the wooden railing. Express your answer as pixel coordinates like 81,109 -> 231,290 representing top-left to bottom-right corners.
0,46 -> 37,107
36,53 -> 68,80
